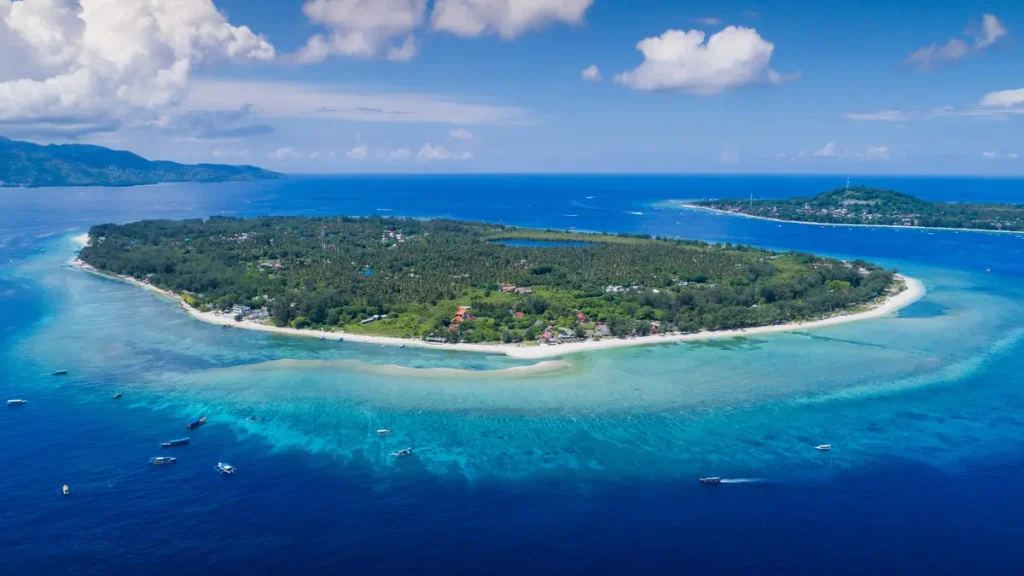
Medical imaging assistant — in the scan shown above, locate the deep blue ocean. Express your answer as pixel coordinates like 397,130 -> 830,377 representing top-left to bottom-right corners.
2,175 -> 1024,574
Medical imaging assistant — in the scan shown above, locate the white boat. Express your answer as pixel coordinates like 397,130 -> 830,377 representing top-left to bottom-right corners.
390,447 -> 413,458
815,444 -> 832,451
376,429 -> 390,437
7,399 -> 26,406
215,462 -> 236,474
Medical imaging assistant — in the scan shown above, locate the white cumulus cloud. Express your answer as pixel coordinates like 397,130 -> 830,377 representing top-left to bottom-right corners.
0,0 -> 274,135
581,64 -> 601,82
346,143 -> 369,159
613,26 -> 793,94
905,13 -> 1007,71
449,128 -> 475,140
295,0 -> 427,63
431,0 -> 593,39
980,88 -> 1024,108
418,142 -> 472,161
269,147 -> 301,159
814,142 -> 838,157
386,147 -> 412,160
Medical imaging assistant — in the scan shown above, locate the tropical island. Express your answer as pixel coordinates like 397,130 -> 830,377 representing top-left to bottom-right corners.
75,215 -> 914,356
0,136 -> 282,188
682,186 -> 1024,232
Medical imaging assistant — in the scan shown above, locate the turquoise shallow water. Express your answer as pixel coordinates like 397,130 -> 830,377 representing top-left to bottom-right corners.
3,175 -> 1024,573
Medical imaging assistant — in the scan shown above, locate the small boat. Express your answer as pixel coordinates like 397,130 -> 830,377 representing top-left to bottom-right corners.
7,399 -> 26,406
186,416 -> 207,430
390,447 -> 413,458
52,370 -> 68,376
161,438 -> 190,448
986,268 -> 992,273
113,393 -> 123,399
376,429 -> 390,437
815,444 -> 832,451
215,462 -> 235,475
245,416 -> 261,422
699,477 -> 721,485
150,456 -> 177,465
62,485 -> 70,496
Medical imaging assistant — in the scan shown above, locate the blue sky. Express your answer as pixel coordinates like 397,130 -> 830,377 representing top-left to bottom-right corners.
0,0 -> 1021,174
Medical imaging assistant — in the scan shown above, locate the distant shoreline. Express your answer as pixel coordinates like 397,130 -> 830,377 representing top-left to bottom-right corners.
71,235 -> 925,360
667,202 -> 1024,235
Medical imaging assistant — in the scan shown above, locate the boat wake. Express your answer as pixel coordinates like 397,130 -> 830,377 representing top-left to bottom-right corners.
719,478 -> 763,484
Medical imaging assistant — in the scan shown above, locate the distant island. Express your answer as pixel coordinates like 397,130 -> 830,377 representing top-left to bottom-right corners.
76,216 -> 905,351
683,186 -> 1024,232
0,136 -> 282,188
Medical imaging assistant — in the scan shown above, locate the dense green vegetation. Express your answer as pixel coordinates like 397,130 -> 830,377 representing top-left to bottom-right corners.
0,136 -> 281,188
79,216 -> 898,343
692,186 -> 1024,231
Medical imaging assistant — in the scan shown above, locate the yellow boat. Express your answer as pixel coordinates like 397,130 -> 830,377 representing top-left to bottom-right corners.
62,485 -> 70,496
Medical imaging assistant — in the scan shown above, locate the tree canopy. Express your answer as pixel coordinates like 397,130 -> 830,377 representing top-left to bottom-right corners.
80,216 -> 898,343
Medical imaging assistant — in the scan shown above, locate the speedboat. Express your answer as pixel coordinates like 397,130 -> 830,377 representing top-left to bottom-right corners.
186,416 -> 207,430
699,477 -> 721,485
161,437 -> 190,447
52,370 -> 68,376
216,462 -> 236,475
390,447 -> 413,458
7,399 -> 26,406
113,393 -> 123,399
63,485 -> 70,496
245,416 -> 261,422
376,429 -> 390,437
815,444 -> 832,451
150,456 -> 177,465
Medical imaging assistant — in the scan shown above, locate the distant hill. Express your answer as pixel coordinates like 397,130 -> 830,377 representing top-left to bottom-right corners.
0,136 -> 283,188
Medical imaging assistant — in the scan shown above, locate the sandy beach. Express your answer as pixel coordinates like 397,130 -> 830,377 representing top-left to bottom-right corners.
70,231 -> 925,360
670,203 -> 1024,236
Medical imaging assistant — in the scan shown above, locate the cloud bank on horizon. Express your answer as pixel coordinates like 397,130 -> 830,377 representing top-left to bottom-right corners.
0,0 -> 1020,174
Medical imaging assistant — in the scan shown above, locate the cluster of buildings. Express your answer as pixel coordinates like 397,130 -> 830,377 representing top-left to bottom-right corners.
229,304 -> 269,321
381,229 -> 407,249
448,306 -> 476,331
500,285 -> 534,295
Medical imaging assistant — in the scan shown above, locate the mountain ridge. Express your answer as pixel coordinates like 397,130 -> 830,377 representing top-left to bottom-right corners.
0,136 -> 283,188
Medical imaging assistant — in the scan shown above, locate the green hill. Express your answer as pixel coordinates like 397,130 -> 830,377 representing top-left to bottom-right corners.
692,186 -> 1024,231
0,136 -> 282,188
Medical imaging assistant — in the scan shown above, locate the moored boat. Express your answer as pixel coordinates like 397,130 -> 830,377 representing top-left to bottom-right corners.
113,393 -> 123,399
246,416 -> 261,422
186,416 -> 207,430
376,429 -> 390,436
52,370 -> 68,376
216,462 -> 235,474
699,477 -> 721,485
7,399 -> 26,406
161,437 -> 190,447
815,444 -> 832,451
150,456 -> 177,465
390,447 -> 413,458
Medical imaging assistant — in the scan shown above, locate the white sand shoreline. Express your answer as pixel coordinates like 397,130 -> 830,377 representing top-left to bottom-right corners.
669,203 -> 1024,235
70,233 -> 925,360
